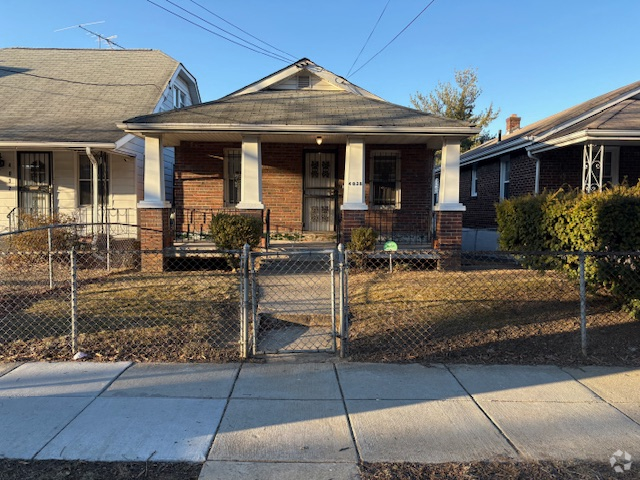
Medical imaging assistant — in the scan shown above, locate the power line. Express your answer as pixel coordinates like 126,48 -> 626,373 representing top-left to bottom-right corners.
186,0 -> 297,62
145,0 -> 291,64
346,0 -> 391,78
348,0 -> 438,78
163,0 -> 293,62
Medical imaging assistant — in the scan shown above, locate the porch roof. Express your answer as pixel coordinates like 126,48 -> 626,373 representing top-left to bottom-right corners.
0,48 -> 189,145
120,89 -> 479,147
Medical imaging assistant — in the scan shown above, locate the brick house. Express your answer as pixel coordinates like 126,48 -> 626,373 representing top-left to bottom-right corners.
453,80 -> 640,250
120,59 -> 478,263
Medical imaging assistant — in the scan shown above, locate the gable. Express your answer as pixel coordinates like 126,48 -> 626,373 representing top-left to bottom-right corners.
269,71 -> 342,92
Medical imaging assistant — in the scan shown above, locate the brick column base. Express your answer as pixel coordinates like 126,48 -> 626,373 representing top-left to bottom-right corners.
138,208 -> 173,272
341,210 -> 366,245
434,211 -> 463,270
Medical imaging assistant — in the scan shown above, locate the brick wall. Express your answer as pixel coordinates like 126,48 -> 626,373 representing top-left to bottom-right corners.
538,146 -> 582,190
620,146 -> 640,185
175,141 -> 433,240
138,208 -> 172,272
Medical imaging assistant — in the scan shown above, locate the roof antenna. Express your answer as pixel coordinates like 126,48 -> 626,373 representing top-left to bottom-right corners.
55,21 -> 125,49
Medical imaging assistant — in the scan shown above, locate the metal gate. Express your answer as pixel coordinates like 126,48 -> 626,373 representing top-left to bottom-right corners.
243,247 -> 347,356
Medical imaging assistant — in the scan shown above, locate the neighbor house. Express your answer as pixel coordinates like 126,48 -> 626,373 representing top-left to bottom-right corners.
119,58 -> 478,268
455,80 -> 640,250
0,48 -> 200,235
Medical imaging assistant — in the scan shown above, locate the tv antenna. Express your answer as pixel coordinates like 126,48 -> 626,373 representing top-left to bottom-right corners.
55,21 -> 125,49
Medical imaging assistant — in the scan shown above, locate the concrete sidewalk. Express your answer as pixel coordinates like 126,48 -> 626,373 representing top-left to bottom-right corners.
0,360 -> 638,479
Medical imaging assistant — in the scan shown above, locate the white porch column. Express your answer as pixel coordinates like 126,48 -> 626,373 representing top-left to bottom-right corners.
341,137 -> 368,210
138,135 -> 170,208
434,138 -> 465,212
236,135 -> 264,210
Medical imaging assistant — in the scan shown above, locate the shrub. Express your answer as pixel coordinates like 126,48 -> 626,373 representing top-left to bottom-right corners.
209,213 -> 263,250
9,213 -> 77,252
347,227 -> 377,252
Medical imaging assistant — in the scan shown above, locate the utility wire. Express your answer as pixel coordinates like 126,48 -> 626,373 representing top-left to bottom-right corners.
186,0 -> 297,61
348,0 -> 437,78
146,0 -> 290,63
346,0 -> 391,78
162,0 -> 293,63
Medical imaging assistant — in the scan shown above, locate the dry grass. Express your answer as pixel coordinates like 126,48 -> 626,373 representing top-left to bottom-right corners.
360,461 -> 624,479
0,267 -> 240,362
348,268 -> 640,366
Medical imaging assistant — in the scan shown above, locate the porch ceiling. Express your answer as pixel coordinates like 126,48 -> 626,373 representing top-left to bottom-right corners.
152,131 -> 455,149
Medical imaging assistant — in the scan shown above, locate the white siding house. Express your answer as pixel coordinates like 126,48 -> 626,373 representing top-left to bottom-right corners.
0,48 -> 200,234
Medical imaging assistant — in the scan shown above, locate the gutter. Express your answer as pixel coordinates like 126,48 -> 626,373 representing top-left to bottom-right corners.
117,123 -> 480,136
0,142 -> 116,149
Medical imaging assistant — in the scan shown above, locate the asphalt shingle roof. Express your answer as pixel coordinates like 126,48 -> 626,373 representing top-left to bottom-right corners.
0,48 -> 181,143
124,89 -> 471,129
463,80 -> 640,160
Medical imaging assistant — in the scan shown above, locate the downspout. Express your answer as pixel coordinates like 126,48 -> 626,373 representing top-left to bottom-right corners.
85,147 -> 100,232
527,149 -> 541,195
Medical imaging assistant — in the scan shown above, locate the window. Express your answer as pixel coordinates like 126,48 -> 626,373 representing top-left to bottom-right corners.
471,164 -> 478,197
224,149 -> 242,206
371,151 -> 400,208
173,87 -> 187,108
603,147 -> 620,187
500,156 -> 511,200
433,176 -> 440,206
79,153 -> 109,206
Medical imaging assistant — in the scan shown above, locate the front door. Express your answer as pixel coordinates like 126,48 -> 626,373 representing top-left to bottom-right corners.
303,152 -> 335,231
18,152 -> 52,217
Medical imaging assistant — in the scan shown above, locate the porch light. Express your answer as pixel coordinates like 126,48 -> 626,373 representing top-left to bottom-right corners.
316,136 -> 323,146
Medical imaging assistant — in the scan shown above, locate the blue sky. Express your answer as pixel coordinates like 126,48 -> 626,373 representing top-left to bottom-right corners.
3,0 -> 639,134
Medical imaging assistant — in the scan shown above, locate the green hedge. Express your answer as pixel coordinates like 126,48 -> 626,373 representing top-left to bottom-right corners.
496,184 -> 640,316
209,213 -> 263,250
496,184 -> 640,252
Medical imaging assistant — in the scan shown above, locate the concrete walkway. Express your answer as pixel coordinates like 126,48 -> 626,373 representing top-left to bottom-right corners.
0,360 -> 638,479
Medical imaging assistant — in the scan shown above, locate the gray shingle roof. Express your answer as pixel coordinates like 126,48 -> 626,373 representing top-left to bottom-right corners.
124,89 -> 471,129
463,80 -> 640,161
0,48 -> 181,143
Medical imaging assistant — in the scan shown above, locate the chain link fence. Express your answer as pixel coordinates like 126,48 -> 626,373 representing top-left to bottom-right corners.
346,250 -> 640,366
1,224 -> 638,365
0,226 -> 241,362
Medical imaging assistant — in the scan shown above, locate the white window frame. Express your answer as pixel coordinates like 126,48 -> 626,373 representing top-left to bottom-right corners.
173,86 -> 187,108
471,163 -> 478,197
370,150 -> 401,209
78,153 -> 110,207
499,155 -> 510,200
223,148 -> 242,207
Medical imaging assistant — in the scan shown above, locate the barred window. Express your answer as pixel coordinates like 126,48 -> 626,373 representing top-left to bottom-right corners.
371,151 -> 400,208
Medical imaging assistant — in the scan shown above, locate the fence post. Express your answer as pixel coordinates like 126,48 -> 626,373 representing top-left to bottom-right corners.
70,247 -> 78,354
338,243 -> 348,358
48,227 -> 54,290
331,248 -> 337,353
579,251 -> 587,356
106,222 -> 111,273
240,243 -> 250,359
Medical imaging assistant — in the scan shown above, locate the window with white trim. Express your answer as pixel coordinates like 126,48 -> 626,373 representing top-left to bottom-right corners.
173,87 -> 187,108
79,153 -> 109,206
471,164 -> 478,197
224,149 -> 242,206
371,151 -> 401,208
500,156 -> 511,200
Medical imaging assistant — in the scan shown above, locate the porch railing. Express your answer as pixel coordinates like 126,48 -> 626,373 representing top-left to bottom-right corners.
173,208 -> 269,247
363,210 -> 433,245
6,208 -> 137,238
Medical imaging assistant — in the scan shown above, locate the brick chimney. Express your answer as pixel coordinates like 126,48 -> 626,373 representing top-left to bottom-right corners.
506,114 -> 521,134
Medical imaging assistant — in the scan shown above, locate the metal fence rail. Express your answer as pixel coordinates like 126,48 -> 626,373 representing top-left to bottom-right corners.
0,224 -> 638,365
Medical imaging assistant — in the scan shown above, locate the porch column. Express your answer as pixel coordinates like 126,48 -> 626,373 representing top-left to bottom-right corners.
341,137 -> 368,210
138,136 -> 169,209
341,138 -> 368,243
434,139 -> 465,267
138,135 -> 171,272
236,135 -> 264,210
